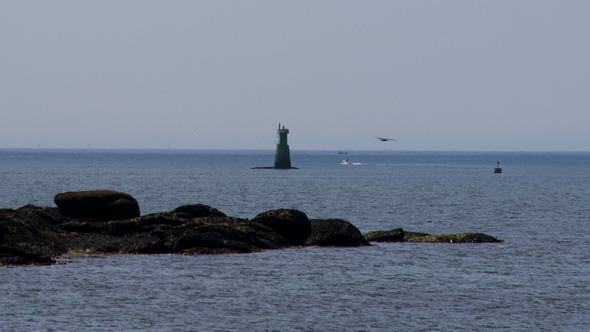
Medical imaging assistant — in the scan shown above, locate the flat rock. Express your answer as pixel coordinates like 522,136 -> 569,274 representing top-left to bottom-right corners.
405,232 -> 503,243
364,228 -> 405,242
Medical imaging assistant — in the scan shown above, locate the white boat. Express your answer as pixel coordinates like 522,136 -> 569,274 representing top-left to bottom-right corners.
342,159 -> 362,165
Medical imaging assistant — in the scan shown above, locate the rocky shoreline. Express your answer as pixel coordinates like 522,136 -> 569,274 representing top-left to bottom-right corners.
1,190 -> 503,266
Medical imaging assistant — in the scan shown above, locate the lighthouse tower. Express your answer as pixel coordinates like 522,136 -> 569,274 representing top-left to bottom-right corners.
274,123 -> 292,169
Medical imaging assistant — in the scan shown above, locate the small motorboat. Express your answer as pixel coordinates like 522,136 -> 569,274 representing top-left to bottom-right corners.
341,159 -> 362,165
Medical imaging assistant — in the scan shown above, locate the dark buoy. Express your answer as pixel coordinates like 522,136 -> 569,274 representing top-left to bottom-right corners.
494,161 -> 502,173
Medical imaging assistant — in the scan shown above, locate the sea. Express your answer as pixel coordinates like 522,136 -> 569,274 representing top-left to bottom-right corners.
1,149 -> 589,331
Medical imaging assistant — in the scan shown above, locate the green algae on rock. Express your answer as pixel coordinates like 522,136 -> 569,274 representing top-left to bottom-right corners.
364,228 -> 405,242
364,228 -> 503,243
404,232 -> 503,243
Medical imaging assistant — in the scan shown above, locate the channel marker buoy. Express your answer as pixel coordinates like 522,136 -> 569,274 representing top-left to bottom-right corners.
494,161 -> 502,173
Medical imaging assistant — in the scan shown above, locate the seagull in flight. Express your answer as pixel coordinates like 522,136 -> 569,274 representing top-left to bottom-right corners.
376,136 -> 397,142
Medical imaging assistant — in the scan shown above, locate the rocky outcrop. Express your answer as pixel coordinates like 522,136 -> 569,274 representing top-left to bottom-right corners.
53,190 -> 140,220
0,205 -> 67,265
0,245 -> 54,265
1,204 -> 293,265
1,197 -> 503,266
251,209 -> 311,246
364,228 -> 503,243
56,206 -> 291,253
305,219 -> 370,247
403,232 -> 504,243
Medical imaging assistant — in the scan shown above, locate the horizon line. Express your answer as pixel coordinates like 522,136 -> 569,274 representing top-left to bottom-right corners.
1,147 -> 589,154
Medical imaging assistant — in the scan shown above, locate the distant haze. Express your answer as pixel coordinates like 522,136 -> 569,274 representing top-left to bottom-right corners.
1,1 -> 589,151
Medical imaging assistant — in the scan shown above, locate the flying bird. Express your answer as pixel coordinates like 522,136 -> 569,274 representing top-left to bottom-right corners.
376,136 -> 397,142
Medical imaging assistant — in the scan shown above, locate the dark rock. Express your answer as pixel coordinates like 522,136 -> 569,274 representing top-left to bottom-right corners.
362,229 -> 503,243
173,224 -> 252,252
1,200 -> 503,266
405,232 -> 504,243
0,204 -> 269,265
120,233 -> 173,254
136,214 -> 185,227
0,245 -> 55,266
171,204 -> 226,219
233,222 -> 289,249
1,255 -> 31,265
51,204 -> 291,256
251,209 -> 311,246
172,223 -> 288,253
0,205 -> 66,259
306,219 -> 371,247
364,228 -> 405,242
54,190 -> 140,220
174,231 -> 257,254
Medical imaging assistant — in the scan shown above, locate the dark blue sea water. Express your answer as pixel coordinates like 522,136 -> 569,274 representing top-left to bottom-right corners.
1,149 -> 590,331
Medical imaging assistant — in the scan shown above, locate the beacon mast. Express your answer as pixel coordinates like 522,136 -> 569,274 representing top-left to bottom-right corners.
274,123 -> 292,169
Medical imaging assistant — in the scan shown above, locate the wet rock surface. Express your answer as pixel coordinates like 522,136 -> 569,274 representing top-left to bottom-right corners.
1,196 -> 503,266
306,219 -> 370,247
1,204 -> 292,265
364,228 -> 503,243
364,228 -> 405,242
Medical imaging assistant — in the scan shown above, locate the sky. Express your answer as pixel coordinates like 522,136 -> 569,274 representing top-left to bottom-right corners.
1,1 -> 589,151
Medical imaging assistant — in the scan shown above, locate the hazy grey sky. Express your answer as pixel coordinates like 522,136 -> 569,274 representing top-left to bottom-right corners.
1,1 -> 589,151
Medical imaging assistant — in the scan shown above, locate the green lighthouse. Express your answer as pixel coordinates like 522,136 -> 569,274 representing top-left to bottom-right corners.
274,123 -> 291,169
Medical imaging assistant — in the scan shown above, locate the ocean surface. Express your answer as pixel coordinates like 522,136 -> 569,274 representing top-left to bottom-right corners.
1,149 -> 589,331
